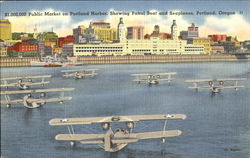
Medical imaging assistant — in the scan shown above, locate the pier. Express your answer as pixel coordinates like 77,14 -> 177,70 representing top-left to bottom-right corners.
0,57 -> 39,67
0,55 -> 249,67
77,54 -> 250,64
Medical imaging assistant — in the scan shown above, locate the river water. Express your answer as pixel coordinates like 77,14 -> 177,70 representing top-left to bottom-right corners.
1,62 -> 250,158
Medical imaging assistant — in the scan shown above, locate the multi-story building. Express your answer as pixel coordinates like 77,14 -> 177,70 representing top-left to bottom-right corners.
91,21 -> 110,29
93,28 -> 117,43
127,26 -> 144,40
219,41 -> 239,53
0,42 -> 8,56
73,25 -> 86,44
242,40 -> 250,50
84,22 -> 117,43
146,25 -> 171,40
7,42 -> 39,57
20,34 -> 33,41
38,42 -> 45,56
123,37 -> 204,55
73,37 -> 204,56
208,34 -> 226,42
180,23 -> 199,40
211,46 -> 225,54
0,46 -> 8,57
0,19 -> 12,41
171,20 -> 178,40
117,17 -> 127,41
44,46 -> 53,56
187,23 -> 199,38
180,31 -> 188,40
58,35 -> 74,47
44,41 -> 57,48
188,37 -> 211,54
73,19 -> 205,56
226,36 -> 241,47
74,43 -> 124,56
62,43 -> 73,57
37,32 -> 58,45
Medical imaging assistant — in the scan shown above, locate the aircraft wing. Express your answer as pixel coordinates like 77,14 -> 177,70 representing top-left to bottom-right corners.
54,130 -> 181,144
185,78 -> 247,83
152,72 -> 177,76
63,73 -> 97,77
188,86 -> 212,89
124,130 -> 182,140
0,97 -> 72,105
63,73 -> 76,77
0,75 -> 52,81
78,73 -> 98,76
0,81 -> 50,87
0,88 -> 75,95
21,81 -> 50,86
219,86 -> 245,89
132,79 -> 148,82
0,83 -> 18,87
157,78 -> 176,81
131,72 -> 176,76
61,69 -> 98,73
185,79 -> 214,83
49,114 -> 187,126
216,78 -> 247,81
131,73 -> 150,76
55,134 -> 105,142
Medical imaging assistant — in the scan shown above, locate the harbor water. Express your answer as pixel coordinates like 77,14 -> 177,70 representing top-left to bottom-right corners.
1,62 -> 250,158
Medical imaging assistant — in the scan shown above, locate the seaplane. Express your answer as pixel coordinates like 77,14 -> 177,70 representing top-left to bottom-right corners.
61,69 -> 98,79
49,114 -> 186,152
131,72 -> 177,85
0,88 -> 74,108
0,75 -> 52,90
185,78 -> 247,93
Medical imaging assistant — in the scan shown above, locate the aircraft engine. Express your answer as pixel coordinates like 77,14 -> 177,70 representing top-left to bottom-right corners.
208,81 -> 213,86
161,137 -> 166,143
102,122 -> 110,130
70,141 -> 75,147
40,92 -> 46,97
126,122 -> 135,129
219,81 -> 224,85
28,79 -> 32,82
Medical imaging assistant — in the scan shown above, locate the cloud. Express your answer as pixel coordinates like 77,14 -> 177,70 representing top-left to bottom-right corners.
7,8 -> 250,40
78,9 -> 190,34
8,8 -> 73,36
199,14 -> 250,41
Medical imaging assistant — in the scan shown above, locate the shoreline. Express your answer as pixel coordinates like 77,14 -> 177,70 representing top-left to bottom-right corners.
0,54 -> 250,67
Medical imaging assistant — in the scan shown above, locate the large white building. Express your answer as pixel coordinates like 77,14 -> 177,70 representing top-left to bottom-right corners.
73,19 -> 205,56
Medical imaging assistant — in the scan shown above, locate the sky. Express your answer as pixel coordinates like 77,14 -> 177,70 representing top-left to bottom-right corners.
1,0 -> 250,41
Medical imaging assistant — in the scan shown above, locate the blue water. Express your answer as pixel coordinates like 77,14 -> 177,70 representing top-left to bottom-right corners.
1,62 -> 250,158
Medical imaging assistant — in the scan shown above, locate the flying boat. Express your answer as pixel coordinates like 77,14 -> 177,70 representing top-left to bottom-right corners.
61,69 -> 98,79
49,114 -> 186,152
1,75 -> 52,90
185,78 -> 247,93
131,72 -> 177,85
0,88 -> 74,108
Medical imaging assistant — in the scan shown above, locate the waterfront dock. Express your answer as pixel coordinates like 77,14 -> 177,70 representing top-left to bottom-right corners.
78,54 -> 250,64
0,57 -> 39,67
0,55 -> 249,67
